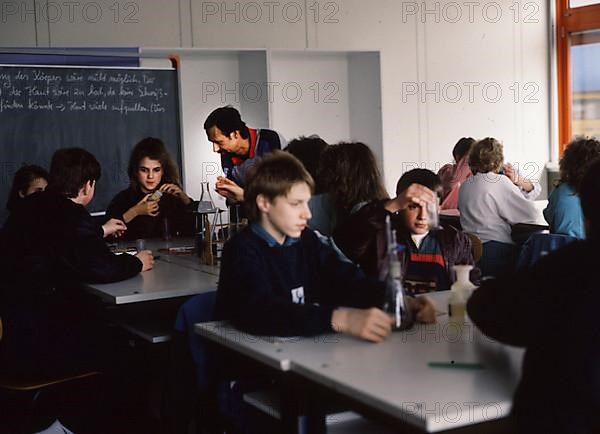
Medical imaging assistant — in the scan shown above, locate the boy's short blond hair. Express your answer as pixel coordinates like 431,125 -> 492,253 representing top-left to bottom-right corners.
244,151 -> 314,222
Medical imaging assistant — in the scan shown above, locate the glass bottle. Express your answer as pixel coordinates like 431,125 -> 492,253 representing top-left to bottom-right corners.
426,195 -> 440,230
148,190 -> 162,202
382,216 -> 415,330
196,181 -> 218,261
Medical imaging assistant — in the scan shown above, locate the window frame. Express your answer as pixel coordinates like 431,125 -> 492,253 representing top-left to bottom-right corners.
556,0 -> 600,153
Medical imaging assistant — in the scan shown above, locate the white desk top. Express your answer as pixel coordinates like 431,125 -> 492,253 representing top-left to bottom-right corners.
86,238 -> 218,304
195,292 -> 523,432
195,321 -> 293,371
286,318 -> 522,432
443,200 -> 549,228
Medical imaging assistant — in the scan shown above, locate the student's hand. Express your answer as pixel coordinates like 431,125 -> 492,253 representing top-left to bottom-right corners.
331,307 -> 394,343
134,193 -> 160,217
160,183 -> 192,205
503,163 -> 534,193
408,296 -> 437,324
135,250 -> 154,271
102,218 -> 127,238
385,184 -> 435,213
215,176 -> 244,202
503,163 -> 518,184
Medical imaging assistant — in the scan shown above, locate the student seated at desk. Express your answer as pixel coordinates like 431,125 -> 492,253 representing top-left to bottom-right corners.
438,137 -> 475,210
335,169 -> 475,294
544,136 -> 600,239
439,137 -> 540,211
318,141 -> 390,233
214,151 -> 436,342
458,137 -> 539,277
5,164 -> 49,212
0,148 -> 153,379
284,135 -> 335,236
106,137 -> 195,240
467,159 -> 600,434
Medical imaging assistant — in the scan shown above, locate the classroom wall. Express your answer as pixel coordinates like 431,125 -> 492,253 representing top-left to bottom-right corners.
0,0 -> 551,198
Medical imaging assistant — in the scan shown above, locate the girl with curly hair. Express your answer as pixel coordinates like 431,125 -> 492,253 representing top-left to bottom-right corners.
544,137 -> 600,239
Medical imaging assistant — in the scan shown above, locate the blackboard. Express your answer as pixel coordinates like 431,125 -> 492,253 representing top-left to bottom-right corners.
0,64 -> 182,223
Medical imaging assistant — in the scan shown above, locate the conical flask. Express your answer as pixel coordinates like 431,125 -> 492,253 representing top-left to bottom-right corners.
197,181 -> 217,213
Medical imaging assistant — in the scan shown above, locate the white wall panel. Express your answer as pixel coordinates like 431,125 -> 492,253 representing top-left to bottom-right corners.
269,52 -> 351,145
312,0 -> 421,194
191,0 -> 306,48
48,0 -> 181,47
314,0 -> 549,196
0,0 -> 38,46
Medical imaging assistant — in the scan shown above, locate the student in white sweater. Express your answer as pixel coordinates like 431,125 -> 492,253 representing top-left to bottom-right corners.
458,137 -> 539,276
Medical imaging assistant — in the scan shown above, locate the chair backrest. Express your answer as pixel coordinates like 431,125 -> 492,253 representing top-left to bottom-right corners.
464,232 -> 483,263
516,232 -> 577,270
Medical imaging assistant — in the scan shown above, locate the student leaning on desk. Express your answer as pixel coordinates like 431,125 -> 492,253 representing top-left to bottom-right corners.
214,151 -> 436,343
0,148 -> 153,382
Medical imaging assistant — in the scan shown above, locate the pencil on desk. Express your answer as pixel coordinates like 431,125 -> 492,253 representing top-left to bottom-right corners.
428,361 -> 484,370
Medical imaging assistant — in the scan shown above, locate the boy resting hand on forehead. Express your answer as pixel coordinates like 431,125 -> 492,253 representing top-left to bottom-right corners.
214,151 -> 435,343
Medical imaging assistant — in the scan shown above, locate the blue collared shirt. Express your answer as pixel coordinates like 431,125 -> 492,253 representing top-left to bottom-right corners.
250,223 -> 300,247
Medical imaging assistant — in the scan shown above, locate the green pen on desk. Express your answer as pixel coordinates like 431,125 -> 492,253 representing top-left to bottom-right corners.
428,361 -> 484,370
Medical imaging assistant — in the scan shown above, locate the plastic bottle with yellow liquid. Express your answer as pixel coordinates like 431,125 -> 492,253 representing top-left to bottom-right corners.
448,265 -> 477,320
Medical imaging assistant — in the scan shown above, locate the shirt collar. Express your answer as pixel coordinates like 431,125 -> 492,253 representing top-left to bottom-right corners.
231,128 -> 257,166
250,223 -> 300,247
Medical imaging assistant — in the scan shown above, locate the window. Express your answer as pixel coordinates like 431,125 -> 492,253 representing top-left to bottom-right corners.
570,0 -> 599,7
556,0 -> 600,153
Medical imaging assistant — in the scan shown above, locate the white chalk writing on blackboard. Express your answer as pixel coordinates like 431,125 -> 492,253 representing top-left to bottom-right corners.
0,68 -> 171,116
0,65 -> 181,226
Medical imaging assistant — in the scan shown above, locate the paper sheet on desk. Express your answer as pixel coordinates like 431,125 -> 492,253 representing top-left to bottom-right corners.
259,335 -> 303,344
114,248 -> 137,256
158,246 -> 196,255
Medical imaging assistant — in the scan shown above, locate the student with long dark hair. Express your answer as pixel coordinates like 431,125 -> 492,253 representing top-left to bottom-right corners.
6,164 -> 49,212
107,137 -> 194,240
318,141 -> 389,236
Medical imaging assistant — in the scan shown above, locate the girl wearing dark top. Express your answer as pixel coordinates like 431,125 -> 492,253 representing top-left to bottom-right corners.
6,164 -> 49,212
107,137 -> 194,240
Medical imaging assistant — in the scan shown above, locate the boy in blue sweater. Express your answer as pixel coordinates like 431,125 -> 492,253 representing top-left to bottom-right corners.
215,151 -> 435,342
